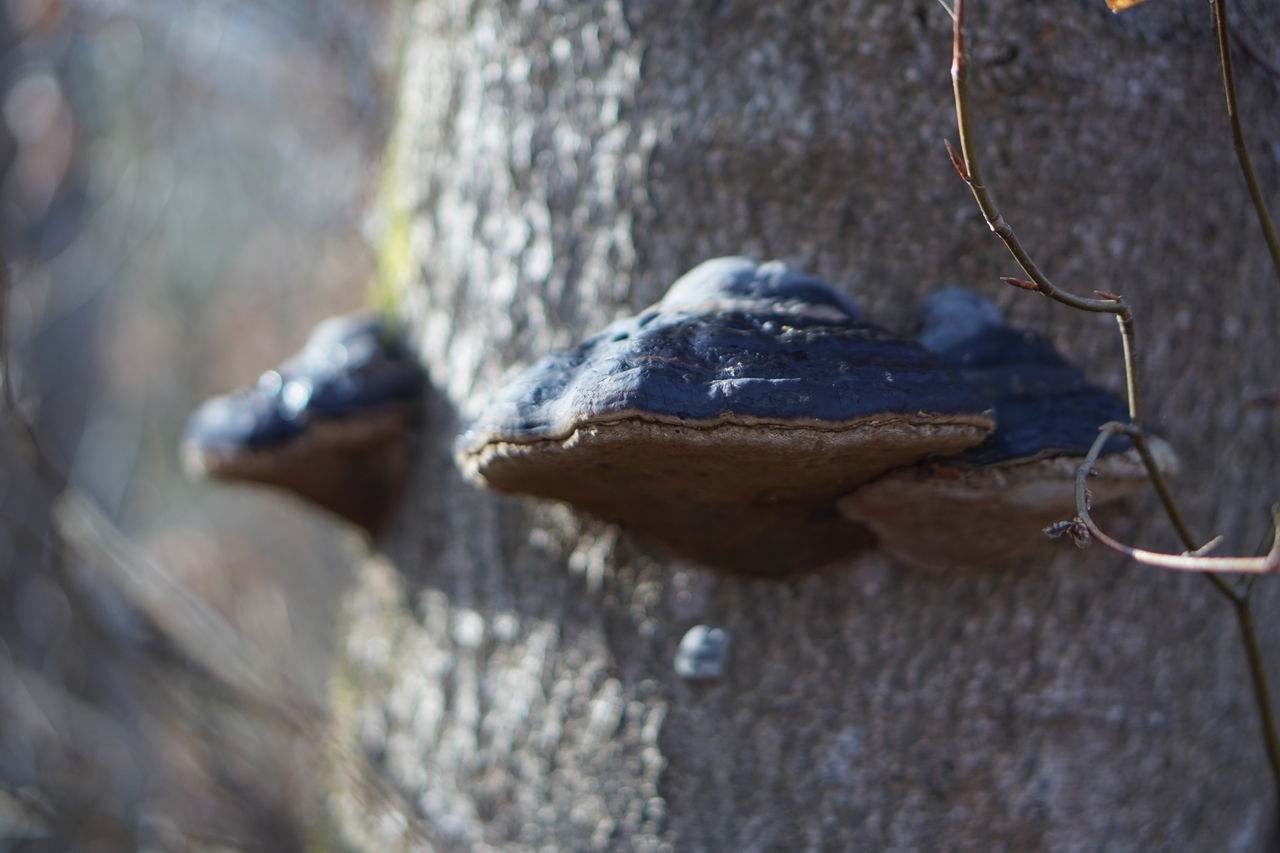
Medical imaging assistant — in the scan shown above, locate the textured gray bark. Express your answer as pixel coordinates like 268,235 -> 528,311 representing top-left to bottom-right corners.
333,1 -> 1280,849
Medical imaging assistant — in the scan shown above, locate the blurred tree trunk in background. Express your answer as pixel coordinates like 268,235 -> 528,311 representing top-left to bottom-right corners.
334,1 -> 1280,848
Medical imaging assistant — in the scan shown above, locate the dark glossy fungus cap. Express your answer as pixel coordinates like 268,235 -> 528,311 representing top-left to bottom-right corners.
279,312 -> 423,419
182,312 -> 424,532
917,288 -> 1134,466
839,288 -> 1176,570
460,258 -> 997,578
183,371 -> 307,458
463,259 -> 993,444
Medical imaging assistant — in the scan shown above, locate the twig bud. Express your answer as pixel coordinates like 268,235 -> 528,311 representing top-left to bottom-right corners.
1043,518 -> 1091,548
999,276 -> 1038,291
944,139 -> 971,182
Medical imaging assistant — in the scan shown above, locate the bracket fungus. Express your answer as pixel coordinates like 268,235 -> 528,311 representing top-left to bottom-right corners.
182,312 -> 424,533
459,258 -> 996,578
838,288 -> 1177,570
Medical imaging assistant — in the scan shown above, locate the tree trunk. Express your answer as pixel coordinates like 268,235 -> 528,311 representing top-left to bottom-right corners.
333,1 -> 1280,849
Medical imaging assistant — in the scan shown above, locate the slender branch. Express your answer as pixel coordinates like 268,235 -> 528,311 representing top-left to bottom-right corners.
947,4 -> 1131,311
0,254 -> 6,400
1211,0 -> 1280,284
949,0 -> 1263,570
1202,568 -> 1238,600
1071,424 -> 1280,574
0,252 -> 68,492
1232,594 -> 1280,790
1131,431 -> 1197,549
948,0 -> 1151,430
1071,429 -> 1280,787
1205,0 -> 1280,798
54,492 -> 318,718
951,0 -> 1280,812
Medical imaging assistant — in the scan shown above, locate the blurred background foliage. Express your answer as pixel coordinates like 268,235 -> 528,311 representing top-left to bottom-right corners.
1,0 -> 399,847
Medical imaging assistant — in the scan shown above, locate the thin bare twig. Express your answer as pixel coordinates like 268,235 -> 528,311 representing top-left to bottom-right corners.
1131,430 -> 1198,550
946,6 -> 1131,305
1212,0 -> 1280,284
0,252 -> 68,492
53,492 -> 319,720
1069,424 -> 1279,801
948,0 -> 1187,507
949,0 -> 1144,437
1,256 -> 441,848
1071,424 -> 1280,574
1231,586 -> 1280,791
950,0 -> 1280,805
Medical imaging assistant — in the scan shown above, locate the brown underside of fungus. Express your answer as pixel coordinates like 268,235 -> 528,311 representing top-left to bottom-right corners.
182,312 -> 424,534
460,258 -> 996,578
838,288 -> 1177,570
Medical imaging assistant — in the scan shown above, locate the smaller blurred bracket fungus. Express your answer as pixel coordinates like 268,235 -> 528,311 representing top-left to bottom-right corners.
459,258 -> 996,579
182,312 -> 425,534
674,624 -> 731,682
838,289 -> 1178,570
